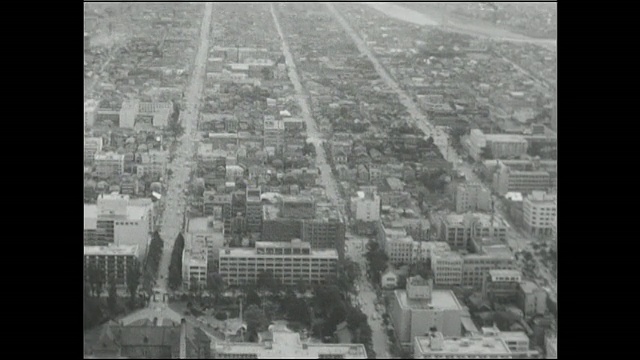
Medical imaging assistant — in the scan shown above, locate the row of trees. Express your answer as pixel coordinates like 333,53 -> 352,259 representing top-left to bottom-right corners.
168,233 -> 186,290
143,231 -> 164,294
366,240 -> 389,285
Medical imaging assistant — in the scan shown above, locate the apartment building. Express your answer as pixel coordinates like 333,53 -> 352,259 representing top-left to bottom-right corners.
413,332 -> 513,359
182,232 -> 208,291
523,191 -> 557,237
211,323 -> 367,359
84,244 -> 140,287
431,251 -> 463,287
390,276 -> 464,347
84,193 -> 153,257
441,213 -> 508,251
84,137 -> 103,164
218,239 -> 338,286
482,270 -> 522,304
351,190 -> 381,222
455,183 -> 491,213
94,152 -> 125,179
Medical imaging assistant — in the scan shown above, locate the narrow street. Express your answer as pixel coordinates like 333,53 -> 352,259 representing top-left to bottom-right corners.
157,2 -> 213,292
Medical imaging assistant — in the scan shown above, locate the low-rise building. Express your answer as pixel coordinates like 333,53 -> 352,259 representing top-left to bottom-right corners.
545,333 -> 557,359
518,280 -> 547,317
86,319 -> 211,358
482,270 -> 522,304
469,130 -> 529,160
413,331 -> 513,359
493,160 -> 554,196
85,99 -> 98,129
523,191 -> 557,237
211,322 -> 367,359
140,150 -> 168,181
390,276 -> 464,348
84,193 -> 153,257
95,152 -> 125,179
442,213 -> 508,251
431,251 -> 464,287
84,244 -> 140,287
351,189 -> 381,222
218,239 -> 338,286
85,137 -> 104,164
462,245 -> 516,288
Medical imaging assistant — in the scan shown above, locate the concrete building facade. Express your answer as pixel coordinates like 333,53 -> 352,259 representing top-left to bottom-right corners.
431,251 -> 463,287
455,183 -> 491,213
182,232 -> 208,291
218,239 -> 338,286
85,137 -> 104,164
211,323 -> 367,359
413,332 -> 514,359
442,213 -> 508,251
523,191 -> 557,237
390,276 -> 463,347
84,244 -> 140,287
95,152 -> 125,179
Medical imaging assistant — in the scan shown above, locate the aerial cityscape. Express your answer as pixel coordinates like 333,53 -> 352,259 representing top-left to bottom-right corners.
84,2 -> 557,359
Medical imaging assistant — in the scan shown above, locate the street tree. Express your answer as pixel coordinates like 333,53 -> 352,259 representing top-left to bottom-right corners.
107,277 -> 118,316
126,264 -> 141,303
244,304 -> 269,341
207,273 -> 226,305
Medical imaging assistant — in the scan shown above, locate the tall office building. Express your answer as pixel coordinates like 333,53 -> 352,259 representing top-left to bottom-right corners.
245,186 -> 263,232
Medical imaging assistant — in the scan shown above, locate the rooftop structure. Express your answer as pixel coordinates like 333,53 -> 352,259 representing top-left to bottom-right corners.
414,332 -> 513,359
84,244 -> 139,257
211,323 -> 367,359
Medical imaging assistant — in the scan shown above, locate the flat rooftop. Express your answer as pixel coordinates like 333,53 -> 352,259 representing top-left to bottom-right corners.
256,240 -> 311,249
485,134 -> 528,143
213,327 -> 366,359
187,217 -> 214,233
84,245 -> 138,257
445,213 -> 507,228
395,289 -> 463,311
219,247 -> 338,259
415,334 -> 511,356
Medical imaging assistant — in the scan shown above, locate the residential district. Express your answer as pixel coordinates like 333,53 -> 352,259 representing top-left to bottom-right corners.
84,2 -> 557,359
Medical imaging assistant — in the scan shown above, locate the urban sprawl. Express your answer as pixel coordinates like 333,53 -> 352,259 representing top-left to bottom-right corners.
84,2 -> 557,359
